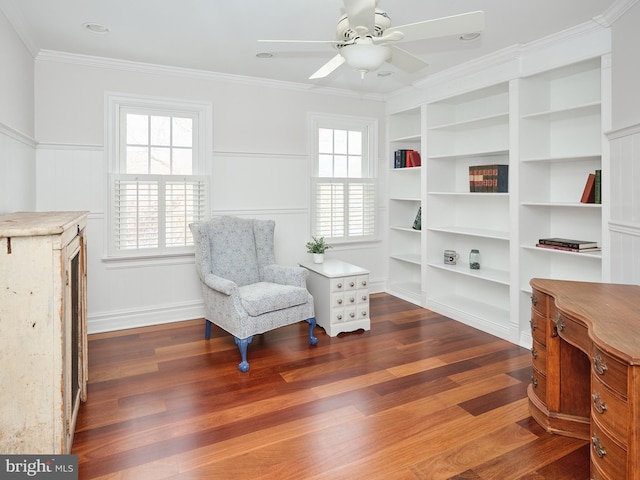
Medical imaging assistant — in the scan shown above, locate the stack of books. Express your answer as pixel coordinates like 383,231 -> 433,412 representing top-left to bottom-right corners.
536,237 -> 600,252
468,164 -> 508,192
394,149 -> 421,168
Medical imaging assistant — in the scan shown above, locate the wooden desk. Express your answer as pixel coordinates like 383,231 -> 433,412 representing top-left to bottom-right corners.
528,278 -> 640,480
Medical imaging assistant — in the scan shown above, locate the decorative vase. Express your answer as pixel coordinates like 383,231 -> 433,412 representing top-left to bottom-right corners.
313,253 -> 324,264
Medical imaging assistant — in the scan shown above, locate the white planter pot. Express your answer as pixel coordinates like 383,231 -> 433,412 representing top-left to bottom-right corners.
313,253 -> 324,264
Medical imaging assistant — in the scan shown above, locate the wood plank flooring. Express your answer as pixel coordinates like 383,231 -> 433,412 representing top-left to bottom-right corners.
72,293 -> 589,479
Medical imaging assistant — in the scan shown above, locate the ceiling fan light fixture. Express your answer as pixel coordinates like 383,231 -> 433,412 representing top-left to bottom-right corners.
340,44 -> 390,77
256,52 -> 274,59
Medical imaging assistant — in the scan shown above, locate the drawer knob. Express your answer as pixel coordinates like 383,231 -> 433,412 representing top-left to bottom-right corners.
349,312 -> 355,318
593,354 -> 608,375
592,392 -> 607,414
556,316 -> 565,333
361,280 -> 367,286
337,283 -> 343,289
361,310 -> 367,317
530,318 -> 536,331
531,294 -> 538,307
349,281 -> 355,287
530,374 -> 538,388
531,347 -> 538,359
361,295 -> 367,301
349,297 -> 355,303
592,435 -> 606,458
337,298 -> 343,305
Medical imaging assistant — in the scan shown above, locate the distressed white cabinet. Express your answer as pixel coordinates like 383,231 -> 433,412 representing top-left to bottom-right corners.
0,211 -> 88,454
301,259 -> 370,337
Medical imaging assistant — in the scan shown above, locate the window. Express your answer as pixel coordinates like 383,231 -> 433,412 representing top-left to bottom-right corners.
106,94 -> 211,257
310,114 -> 377,243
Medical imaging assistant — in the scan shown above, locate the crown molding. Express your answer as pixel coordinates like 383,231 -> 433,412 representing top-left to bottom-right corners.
393,15 -> 611,102
35,50 -> 385,102
0,0 -> 39,57
0,120 -> 36,147
594,0 -> 639,26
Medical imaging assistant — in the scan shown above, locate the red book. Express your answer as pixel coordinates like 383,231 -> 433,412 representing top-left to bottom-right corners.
581,173 -> 596,203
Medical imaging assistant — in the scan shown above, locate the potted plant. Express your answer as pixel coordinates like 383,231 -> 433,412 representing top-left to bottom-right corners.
306,236 -> 332,263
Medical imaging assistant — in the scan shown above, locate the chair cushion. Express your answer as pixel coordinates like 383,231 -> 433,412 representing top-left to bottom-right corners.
238,282 -> 309,316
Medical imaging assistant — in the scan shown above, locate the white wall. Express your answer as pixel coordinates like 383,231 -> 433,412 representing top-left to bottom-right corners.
611,1 -> 640,131
33,55 -> 388,332
0,8 -> 35,214
608,0 -> 640,284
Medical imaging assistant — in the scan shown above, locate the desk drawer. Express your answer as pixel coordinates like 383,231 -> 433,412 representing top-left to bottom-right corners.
591,421 -> 626,480
530,309 -> 547,346
557,313 -> 590,352
531,289 -> 548,316
530,367 -> 547,404
592,346 -> 628,399
591,374 -> 628,442
531,339 -> 547,375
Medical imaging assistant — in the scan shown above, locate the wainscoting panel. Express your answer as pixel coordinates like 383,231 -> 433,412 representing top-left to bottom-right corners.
607,123 -> 640,284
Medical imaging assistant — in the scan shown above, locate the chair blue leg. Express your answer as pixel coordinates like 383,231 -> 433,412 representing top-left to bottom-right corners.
205,320 -> 212,340
234,336 -> 253,372
306,317 -> 318,345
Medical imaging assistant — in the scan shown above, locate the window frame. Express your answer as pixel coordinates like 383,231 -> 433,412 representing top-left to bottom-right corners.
309,113 -> 378,244
105,92 -> 212,259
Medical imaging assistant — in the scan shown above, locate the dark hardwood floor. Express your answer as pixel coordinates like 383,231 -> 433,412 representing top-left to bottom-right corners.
72,293 -> 589,479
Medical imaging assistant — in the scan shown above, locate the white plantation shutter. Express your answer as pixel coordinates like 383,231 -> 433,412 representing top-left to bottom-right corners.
112,174 -> 206,254
312,178 -> 376,242
314,181 -> 345,238
348,181 -> 376,238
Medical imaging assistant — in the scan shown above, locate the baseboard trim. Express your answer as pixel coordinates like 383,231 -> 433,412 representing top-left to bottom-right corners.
88,301 -> 205,334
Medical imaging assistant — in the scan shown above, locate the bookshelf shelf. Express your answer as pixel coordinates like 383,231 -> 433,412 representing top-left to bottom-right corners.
428,262 -> 510,285
390,253 -> 422,265
427,226 -> 510,241
427,112 -> 509,131
429,149 -> 509,161
520,101 -> 600,120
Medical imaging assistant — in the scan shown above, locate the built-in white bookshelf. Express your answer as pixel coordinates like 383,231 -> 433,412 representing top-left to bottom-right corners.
425,82 -> 512,339
517,57 -> 606,338
388,106 -> 424,304
384,38 -> 610,348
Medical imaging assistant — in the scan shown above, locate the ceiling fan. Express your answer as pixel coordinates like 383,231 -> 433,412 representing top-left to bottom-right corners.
259,0 -> 484,80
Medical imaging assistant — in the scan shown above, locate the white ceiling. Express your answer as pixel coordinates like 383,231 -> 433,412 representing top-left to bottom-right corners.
1,0 -> 622,95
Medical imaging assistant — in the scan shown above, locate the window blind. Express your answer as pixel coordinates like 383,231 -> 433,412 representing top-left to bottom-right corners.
312,178 -> 376,241
112,174 -> 206,254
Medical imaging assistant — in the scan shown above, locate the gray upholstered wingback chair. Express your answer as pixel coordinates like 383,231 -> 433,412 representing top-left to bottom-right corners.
190,216 -> 317,372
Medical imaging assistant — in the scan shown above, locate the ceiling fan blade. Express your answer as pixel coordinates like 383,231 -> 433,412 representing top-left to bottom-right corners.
388,45 -> 429,74
386,10 -> 485,43
309,54 -> 346,79
343,0 -> 376,33
258,39 -> 340,45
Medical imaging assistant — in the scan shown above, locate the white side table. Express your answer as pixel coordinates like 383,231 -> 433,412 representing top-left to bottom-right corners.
300,259 -> 370,337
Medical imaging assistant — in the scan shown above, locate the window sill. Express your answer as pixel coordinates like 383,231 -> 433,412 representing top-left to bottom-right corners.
102,251 -> 195,269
